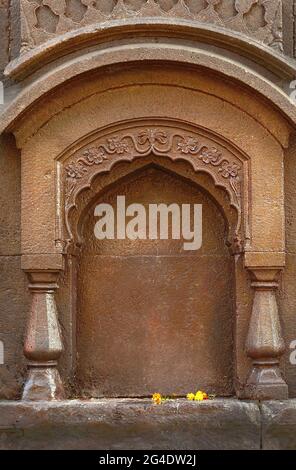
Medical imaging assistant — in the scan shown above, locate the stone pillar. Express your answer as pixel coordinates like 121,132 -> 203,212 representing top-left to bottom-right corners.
22,270 -> 65,400
245,267 -> 288,400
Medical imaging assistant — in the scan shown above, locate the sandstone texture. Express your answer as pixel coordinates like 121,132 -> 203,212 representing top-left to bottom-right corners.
1,0 -> 296,451
0,399 -> 261,450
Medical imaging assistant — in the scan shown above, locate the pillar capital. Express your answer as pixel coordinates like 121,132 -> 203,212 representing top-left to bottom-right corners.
247,266 -> 282,289
25,270 -> 60,291
244,251 -> 285,272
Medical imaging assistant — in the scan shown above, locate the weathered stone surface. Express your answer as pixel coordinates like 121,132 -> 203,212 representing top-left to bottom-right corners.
282,0 -> 295,56
0,399 -> 260,450
0,256 -> 28,399
3,399 -> 296,449
0,136 -> 28,399
4,62 -> 290,401
77,166 -> 234,398
0,134 -> 21,256
0,134 -> 28,399
281,134 -> 296,398
19,0 -> 284,53
0,0 -> 10,79
0,0 -> 296,416
0,0 -> 21,78
262,400 -> 296,449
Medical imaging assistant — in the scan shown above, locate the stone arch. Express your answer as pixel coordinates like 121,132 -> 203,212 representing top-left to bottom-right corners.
60,120 -> 246,252
73,157 -> 238,252
51,118 -> 244,399
2,31 -> 296,139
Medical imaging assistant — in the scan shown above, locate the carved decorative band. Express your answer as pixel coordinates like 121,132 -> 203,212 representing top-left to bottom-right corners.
66,130 -> 240,177
65,128 -> 241,201
63,126 -> 243,244
21,0 -> 283,53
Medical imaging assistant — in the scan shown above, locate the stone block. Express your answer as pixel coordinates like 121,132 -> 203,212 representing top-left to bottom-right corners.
0,399 -> 261,450
262,400 -> 296,450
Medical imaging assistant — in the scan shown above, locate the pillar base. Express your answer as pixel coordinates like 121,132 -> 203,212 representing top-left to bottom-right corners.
22,367 -> 65,401
245,364 -> 288,400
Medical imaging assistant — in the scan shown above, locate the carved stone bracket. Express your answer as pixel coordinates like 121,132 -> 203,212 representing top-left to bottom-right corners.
22,270 -> 65,401
63,126 -> 244,247
245,267 -> 288,400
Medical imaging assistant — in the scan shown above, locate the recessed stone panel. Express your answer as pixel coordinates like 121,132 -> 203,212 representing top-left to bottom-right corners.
76,166 -> 234,397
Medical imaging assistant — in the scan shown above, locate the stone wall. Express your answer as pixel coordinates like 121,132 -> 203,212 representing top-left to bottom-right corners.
0,2 -> 26,399
280,134 -> 296,397
0,1 -> 10,80
1,0 -> 296,403
0,133 -> 28,399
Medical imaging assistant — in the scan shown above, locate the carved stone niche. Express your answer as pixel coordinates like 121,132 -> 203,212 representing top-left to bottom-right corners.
20,114 -> 288,400
13,61 -> 290,401
61,123 -> 241,397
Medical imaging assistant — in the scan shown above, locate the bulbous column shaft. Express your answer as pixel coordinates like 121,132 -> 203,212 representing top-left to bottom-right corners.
245,268 -> 288,400
22,271 -> 65,400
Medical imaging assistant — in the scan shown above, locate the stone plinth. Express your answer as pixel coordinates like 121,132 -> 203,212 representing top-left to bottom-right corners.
262,400 -> 296,450
0,399 -> 260,450
2,399 -> 296,449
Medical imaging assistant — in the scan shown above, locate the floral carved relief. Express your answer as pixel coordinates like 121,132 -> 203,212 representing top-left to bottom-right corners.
20,0 -> 283,53
62,126 -> 245,247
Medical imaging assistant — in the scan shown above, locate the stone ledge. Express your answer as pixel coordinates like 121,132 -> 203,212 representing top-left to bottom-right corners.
261,399 -> 296,450
0,399 -> 260,450
2,399 -> 296,449
6,19 -> 295,81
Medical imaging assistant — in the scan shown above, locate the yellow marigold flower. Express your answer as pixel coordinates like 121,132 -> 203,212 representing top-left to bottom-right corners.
203,392 -> 209,400
187,393 -> 195,401
152,393 -> 162,405
194,391 -> 205,401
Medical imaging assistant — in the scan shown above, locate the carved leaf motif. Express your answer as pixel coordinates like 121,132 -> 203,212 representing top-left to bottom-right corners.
137,129 -> 168,147
81,147 -> 108,164
175,136 -> 241,182
65,162 -> 88,178
64,128 -> 242,213
219,161 -> 240,178
106,137 -> 130,154
199,147 -> 222,164
177,137 -> 201,154
65,147 -> 108,178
